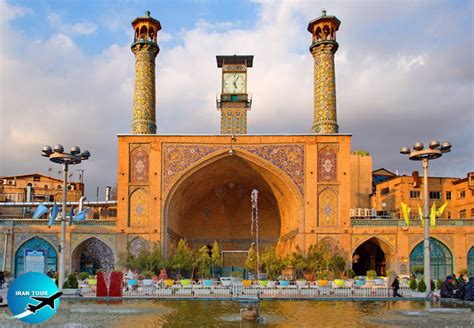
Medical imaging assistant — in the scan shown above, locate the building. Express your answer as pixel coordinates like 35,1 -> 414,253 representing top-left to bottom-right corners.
0,173 -> 84,218
370,171 -> 474,220
0,10 -> 473,280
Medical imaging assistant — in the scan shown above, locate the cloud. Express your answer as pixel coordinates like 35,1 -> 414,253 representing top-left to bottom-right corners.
0,0 -> 472,198
47,12 -> 97,35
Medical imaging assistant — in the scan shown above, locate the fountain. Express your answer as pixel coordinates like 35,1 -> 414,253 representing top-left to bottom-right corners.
238,189 -> 263,323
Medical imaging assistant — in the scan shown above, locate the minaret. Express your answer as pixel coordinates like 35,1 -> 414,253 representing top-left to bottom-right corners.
131,11 -> 161,134
308,9 -> 340,134
216,55 -> 253,134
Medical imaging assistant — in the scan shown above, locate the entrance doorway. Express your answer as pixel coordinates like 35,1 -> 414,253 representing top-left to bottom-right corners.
353,237 -> 387,276
71,237 -> 115,275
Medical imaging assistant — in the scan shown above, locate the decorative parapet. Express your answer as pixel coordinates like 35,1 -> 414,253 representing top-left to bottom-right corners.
0,219 -> 117,227
351,219 -> 473,227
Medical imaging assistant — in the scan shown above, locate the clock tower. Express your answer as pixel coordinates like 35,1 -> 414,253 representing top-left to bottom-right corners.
216,55 -> 253,134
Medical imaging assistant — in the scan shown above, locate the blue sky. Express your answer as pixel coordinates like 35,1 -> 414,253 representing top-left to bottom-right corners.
1,0 -> 473,198
8,0 -> 260,54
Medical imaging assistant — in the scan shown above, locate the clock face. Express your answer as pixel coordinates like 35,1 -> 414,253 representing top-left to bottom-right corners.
223,72 -> 246,94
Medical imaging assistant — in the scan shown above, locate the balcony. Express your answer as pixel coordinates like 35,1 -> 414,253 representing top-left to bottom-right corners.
216,93 -> 252,109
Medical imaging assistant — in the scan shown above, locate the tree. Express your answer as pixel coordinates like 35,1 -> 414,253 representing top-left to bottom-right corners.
329,254 -> 346,279
306,244 -> 326,277
119,242 -> 166,274
211,241 -> 222,277
169,239 -> 194,277
260,246 -> 284,280
196,245 -> 211,279
288,246 -> 307,279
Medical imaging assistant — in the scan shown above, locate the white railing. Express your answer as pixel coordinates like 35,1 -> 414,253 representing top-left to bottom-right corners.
78,282 -> 413,299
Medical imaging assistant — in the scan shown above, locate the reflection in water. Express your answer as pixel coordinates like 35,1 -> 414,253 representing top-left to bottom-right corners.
0,300 -> 472,327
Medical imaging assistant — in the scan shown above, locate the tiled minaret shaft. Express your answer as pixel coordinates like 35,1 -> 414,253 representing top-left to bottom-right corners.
308,10 -> 341,134
131,11 -> 161,134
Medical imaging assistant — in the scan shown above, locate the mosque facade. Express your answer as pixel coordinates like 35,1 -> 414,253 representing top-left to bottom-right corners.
0,11 -> 473,280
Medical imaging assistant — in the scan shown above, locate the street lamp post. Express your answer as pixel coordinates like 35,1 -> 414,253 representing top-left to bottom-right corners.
41,144 -> 90,289
400,140 -> 451,296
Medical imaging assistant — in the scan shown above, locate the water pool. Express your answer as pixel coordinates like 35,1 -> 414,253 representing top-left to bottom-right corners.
0,300 -> 472,327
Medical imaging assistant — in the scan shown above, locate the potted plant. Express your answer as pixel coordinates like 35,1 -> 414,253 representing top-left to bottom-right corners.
334,279 -> 345,287
62,273 -> 80,296
355,276 -> 366,286
316,272 -> 329,287
296,278 -> 307,287
366,270 -> 377,281
258,279 -> 269,287
180,278 -> 192,286
141,270 -> 154,286
164,278 -> 175,287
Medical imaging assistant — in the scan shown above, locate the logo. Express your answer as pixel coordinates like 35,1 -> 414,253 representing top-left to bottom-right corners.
7,272 -> 62,324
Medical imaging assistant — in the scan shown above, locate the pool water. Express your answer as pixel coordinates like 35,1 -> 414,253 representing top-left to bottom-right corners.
1,300 -> 472,327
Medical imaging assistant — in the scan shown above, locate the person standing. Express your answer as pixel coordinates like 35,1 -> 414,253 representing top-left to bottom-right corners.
391,275 -> 403,297
0,271 -> 4,289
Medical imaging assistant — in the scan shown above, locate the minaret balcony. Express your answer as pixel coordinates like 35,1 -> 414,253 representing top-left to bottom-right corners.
216,93 -> 252,109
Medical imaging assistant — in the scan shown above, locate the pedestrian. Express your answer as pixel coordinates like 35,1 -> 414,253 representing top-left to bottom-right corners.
464,277 -> 474,301
457,274 -> 466,286
391,275 -> 402,297
0,271 -> 4,288
440,276 -> 456,298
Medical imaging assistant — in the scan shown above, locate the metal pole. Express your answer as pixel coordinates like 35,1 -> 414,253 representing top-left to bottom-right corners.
256,207 -> 260,282
2,233 -> 8,272
422,158 -> 430,295
59,162 -> 68,290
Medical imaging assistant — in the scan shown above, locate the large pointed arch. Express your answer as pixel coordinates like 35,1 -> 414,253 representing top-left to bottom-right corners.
467,246 -> 474,277
71,236 -> 115,275
14,236 -> 57,277
163,149 -> 305,257
409,237 -> 453,280
352,236 -> 395,276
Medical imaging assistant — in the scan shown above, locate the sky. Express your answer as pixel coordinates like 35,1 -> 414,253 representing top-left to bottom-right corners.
0,0 -> 473,199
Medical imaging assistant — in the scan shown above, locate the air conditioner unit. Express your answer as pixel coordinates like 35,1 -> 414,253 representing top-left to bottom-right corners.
57,184 -> 62,190
67,184 -> 76,191
7,180 -> 16,186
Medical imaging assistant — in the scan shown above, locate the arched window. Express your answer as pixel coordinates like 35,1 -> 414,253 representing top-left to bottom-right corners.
323,25 -> 331,40
149,27 -> 155,42
468,247 -> 474,277
139,26 -> 148,40
410,238 -> 453,280
315,27 -> 322,41
15,237 -> 57,277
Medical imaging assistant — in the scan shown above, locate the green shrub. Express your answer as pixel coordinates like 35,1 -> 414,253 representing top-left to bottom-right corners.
231,271 -> 243,279
417,279 -> 427,292
409,278 -> 418,290
436,279 -> 443,290
78,272 -> 89,281
413,266 -> 424,275
141,270 -> 154,279
366,270 -> 377,280
430,279 -> 435,291
63,273 -> 79,289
